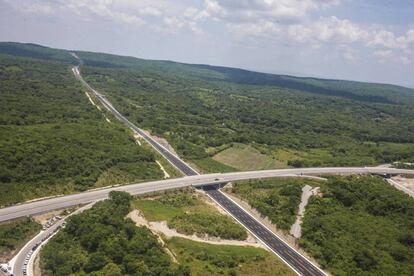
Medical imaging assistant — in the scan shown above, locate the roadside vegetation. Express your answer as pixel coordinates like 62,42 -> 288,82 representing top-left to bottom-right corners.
134,189 -> 247,240
299,176 -> 414,275
393,162 -> 414,170
3,42 -> 414,275
230,176 -> 414,274
3,42 -> 414,176
0,218 -> 41,262
78,59 -> 414,172
0,54 -> 165,206
167,237 -> 295,276
41,191 -> 188,275
230,178 -> 322,230
41,191 -> 293,275
191,157 -> 237,173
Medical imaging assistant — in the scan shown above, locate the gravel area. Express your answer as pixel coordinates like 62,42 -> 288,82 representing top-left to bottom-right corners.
290,185 -> 320,238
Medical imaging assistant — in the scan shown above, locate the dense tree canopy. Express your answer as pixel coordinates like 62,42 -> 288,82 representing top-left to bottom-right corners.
0,55 -> 163,206
79,61 -> 414,171
300,176 -> 414,275
0,218 -> 40,261
41,191 -> 187,275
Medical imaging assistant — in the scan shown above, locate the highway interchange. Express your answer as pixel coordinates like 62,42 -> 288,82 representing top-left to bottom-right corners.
2,59 -> 414,276
2,167 -> 413,223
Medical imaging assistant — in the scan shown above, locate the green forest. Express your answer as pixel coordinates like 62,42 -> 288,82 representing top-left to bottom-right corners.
0,54 -> 163,206
41,191 -> 294,276
1,42 -> 414,276
41,191 -> 188,275
2,42 -> 414,174
0,218 -> 41,262
230,176 -> 414,275
76,54 -> 414,171
300,176 -> 414,275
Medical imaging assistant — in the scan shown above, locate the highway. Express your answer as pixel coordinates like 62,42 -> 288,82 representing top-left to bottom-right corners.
72,66 -> 198,176
204,186 -> 325,276
1,167 -> 414,222
3,58 -> 411,276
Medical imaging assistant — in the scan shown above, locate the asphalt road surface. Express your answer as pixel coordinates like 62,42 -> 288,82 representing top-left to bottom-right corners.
4,58 -> 412,276
1,167 -> 414,222
204,186 -> 325,276
12,219 -> 64,276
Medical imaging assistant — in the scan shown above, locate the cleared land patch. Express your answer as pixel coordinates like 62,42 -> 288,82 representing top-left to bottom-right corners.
127,209 -> 263,248
213,143 -> 284,171
134,189 -> 247,240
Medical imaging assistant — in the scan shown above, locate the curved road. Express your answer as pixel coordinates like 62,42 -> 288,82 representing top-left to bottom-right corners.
11,203 -> 94,276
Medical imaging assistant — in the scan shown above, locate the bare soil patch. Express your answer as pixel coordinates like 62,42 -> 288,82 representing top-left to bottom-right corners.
127,210 -> 264,249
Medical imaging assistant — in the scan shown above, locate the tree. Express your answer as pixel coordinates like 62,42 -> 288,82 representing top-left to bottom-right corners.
84,252 -> 109,272
101,262 -> 122,276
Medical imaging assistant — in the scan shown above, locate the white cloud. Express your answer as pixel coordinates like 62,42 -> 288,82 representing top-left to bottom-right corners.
4,0 -> 205,33
161,16 -> 202,34
2,0 -> 413,64
374,49 -> 410,65
4,0 -> 53,15
63,0 -> 146,25
374,49 -> 393,59
225,14 -> 413,63
367,30 -> 401,49
192,0 -> 342,23
288,16 -> 364,43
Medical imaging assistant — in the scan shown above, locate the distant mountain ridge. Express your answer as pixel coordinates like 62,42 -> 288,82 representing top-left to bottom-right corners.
1,41 -> 413,104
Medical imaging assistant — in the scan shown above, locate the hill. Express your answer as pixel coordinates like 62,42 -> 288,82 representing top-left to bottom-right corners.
1,42 -> 414,175
0,48 -> 166,206
2,42 -> 414,103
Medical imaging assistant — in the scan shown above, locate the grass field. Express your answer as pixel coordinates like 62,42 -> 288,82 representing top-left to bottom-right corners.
191,157 -> 238,173
213,143 -> 285,171
134,198 -> 182,221
134,189 -> 247,240
167,237 -> 295,276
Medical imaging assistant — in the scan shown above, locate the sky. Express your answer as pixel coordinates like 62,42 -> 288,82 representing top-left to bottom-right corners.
1,0 -> 414,87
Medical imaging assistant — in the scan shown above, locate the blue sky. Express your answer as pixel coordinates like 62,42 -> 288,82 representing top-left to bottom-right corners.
1,0 -> 414,87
